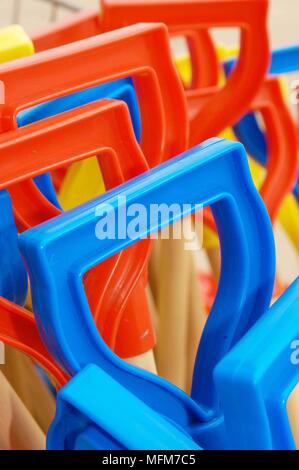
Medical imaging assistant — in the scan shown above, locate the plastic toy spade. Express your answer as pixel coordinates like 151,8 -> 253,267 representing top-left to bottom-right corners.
0,26 -> 65,381
28,0 -> 270,148
0,22 -> 188,168
215,277 -> 299,450
203,76 -> 298,232
19,138 -> 275,449
0,23 -> 188,360
98,0 -> 269,145
225,44 -> 299,204
0,25 -> 141,208
50,364 -> 201,450
0,190 -> 67,386
0,96 -> 158,362
18,78 -> 141,209
169,27 -> 297,239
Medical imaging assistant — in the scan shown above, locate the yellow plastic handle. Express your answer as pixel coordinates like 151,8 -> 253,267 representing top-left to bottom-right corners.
0,25 -> 34,63
59,157 -> 105,210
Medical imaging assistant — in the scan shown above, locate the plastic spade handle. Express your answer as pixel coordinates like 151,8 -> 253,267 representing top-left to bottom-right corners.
0,99 -> 155,360
203,78 -> 298,232
215,278 -> 299,450
20,138 -> 275,424
0,23 -> 188,169
100,0 -> 270,144
0,189 -> 66,386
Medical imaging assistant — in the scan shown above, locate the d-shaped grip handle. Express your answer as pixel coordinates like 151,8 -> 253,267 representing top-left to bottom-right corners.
0,99 -> 154,357
225,46 -> 299,204
215,278 -> 299,450
173,29 -> 219,89
100,0 -> 270,143
19,138 -> 275,423
0,192 -> 67,386
0,296 -> 68,387
0,99 -> 148,228
204,78 -> 298,232
0,23 -> 188,166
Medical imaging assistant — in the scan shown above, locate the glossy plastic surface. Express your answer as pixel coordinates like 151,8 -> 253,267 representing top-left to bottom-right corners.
49,364 -> 201,450
18,77 -> 140,140
0,23 -> 188,168
100,0 -> 269,145
0,99 -> 156,360
20,138 -> 275,449
0,190 -> 67,386
204,77 -> 298,231
215,278 -> 299,450
0,191 -> 27,305
30,1 -> 269,144
0,25 -> 59,213
8,21 -> 141,207
0,25 -> 34,63
0,27 -> 69,384
0,23 -> 153,362
224,45 -> 299,202
0,23 -> 188,358
175,29 -> 219,90
13,26 -> 153,353
0,294 -> 68,387
28,1 -> 270,151
30,6 -> 219,94
17,77 -> 141,208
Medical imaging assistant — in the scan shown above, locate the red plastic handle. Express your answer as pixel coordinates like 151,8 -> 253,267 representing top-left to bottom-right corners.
0,100 -> 147,226
204,77 -> 299,230
182,29 -> 219,89
253,79 -> 298,221
0,99 -> 154,358
0,23 -> 188,167
100,0 -> 270,144
0,24 -> 187,359
0,297 -> 68,388
30,1 -> 270,147
31,8 -> 219,94
31,10 -> 102,52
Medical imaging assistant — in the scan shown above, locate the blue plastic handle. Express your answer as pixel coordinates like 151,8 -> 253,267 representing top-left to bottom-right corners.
233,116 -> 299,202
49,364 -> 201,450
225,44 -> 299,78
267,44 -> 299,76
215,277 -> 299,450
224,45 -> 299,202
20,138 -> 275,449
0,190 -> 27,304
17,78 -> 141,207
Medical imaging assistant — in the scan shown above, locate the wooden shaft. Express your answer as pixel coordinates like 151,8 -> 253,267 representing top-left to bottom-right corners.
156,221 -> 191,390
186,249 -> 207,393
1,346 -> 56,433
0,370 -> 45,450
